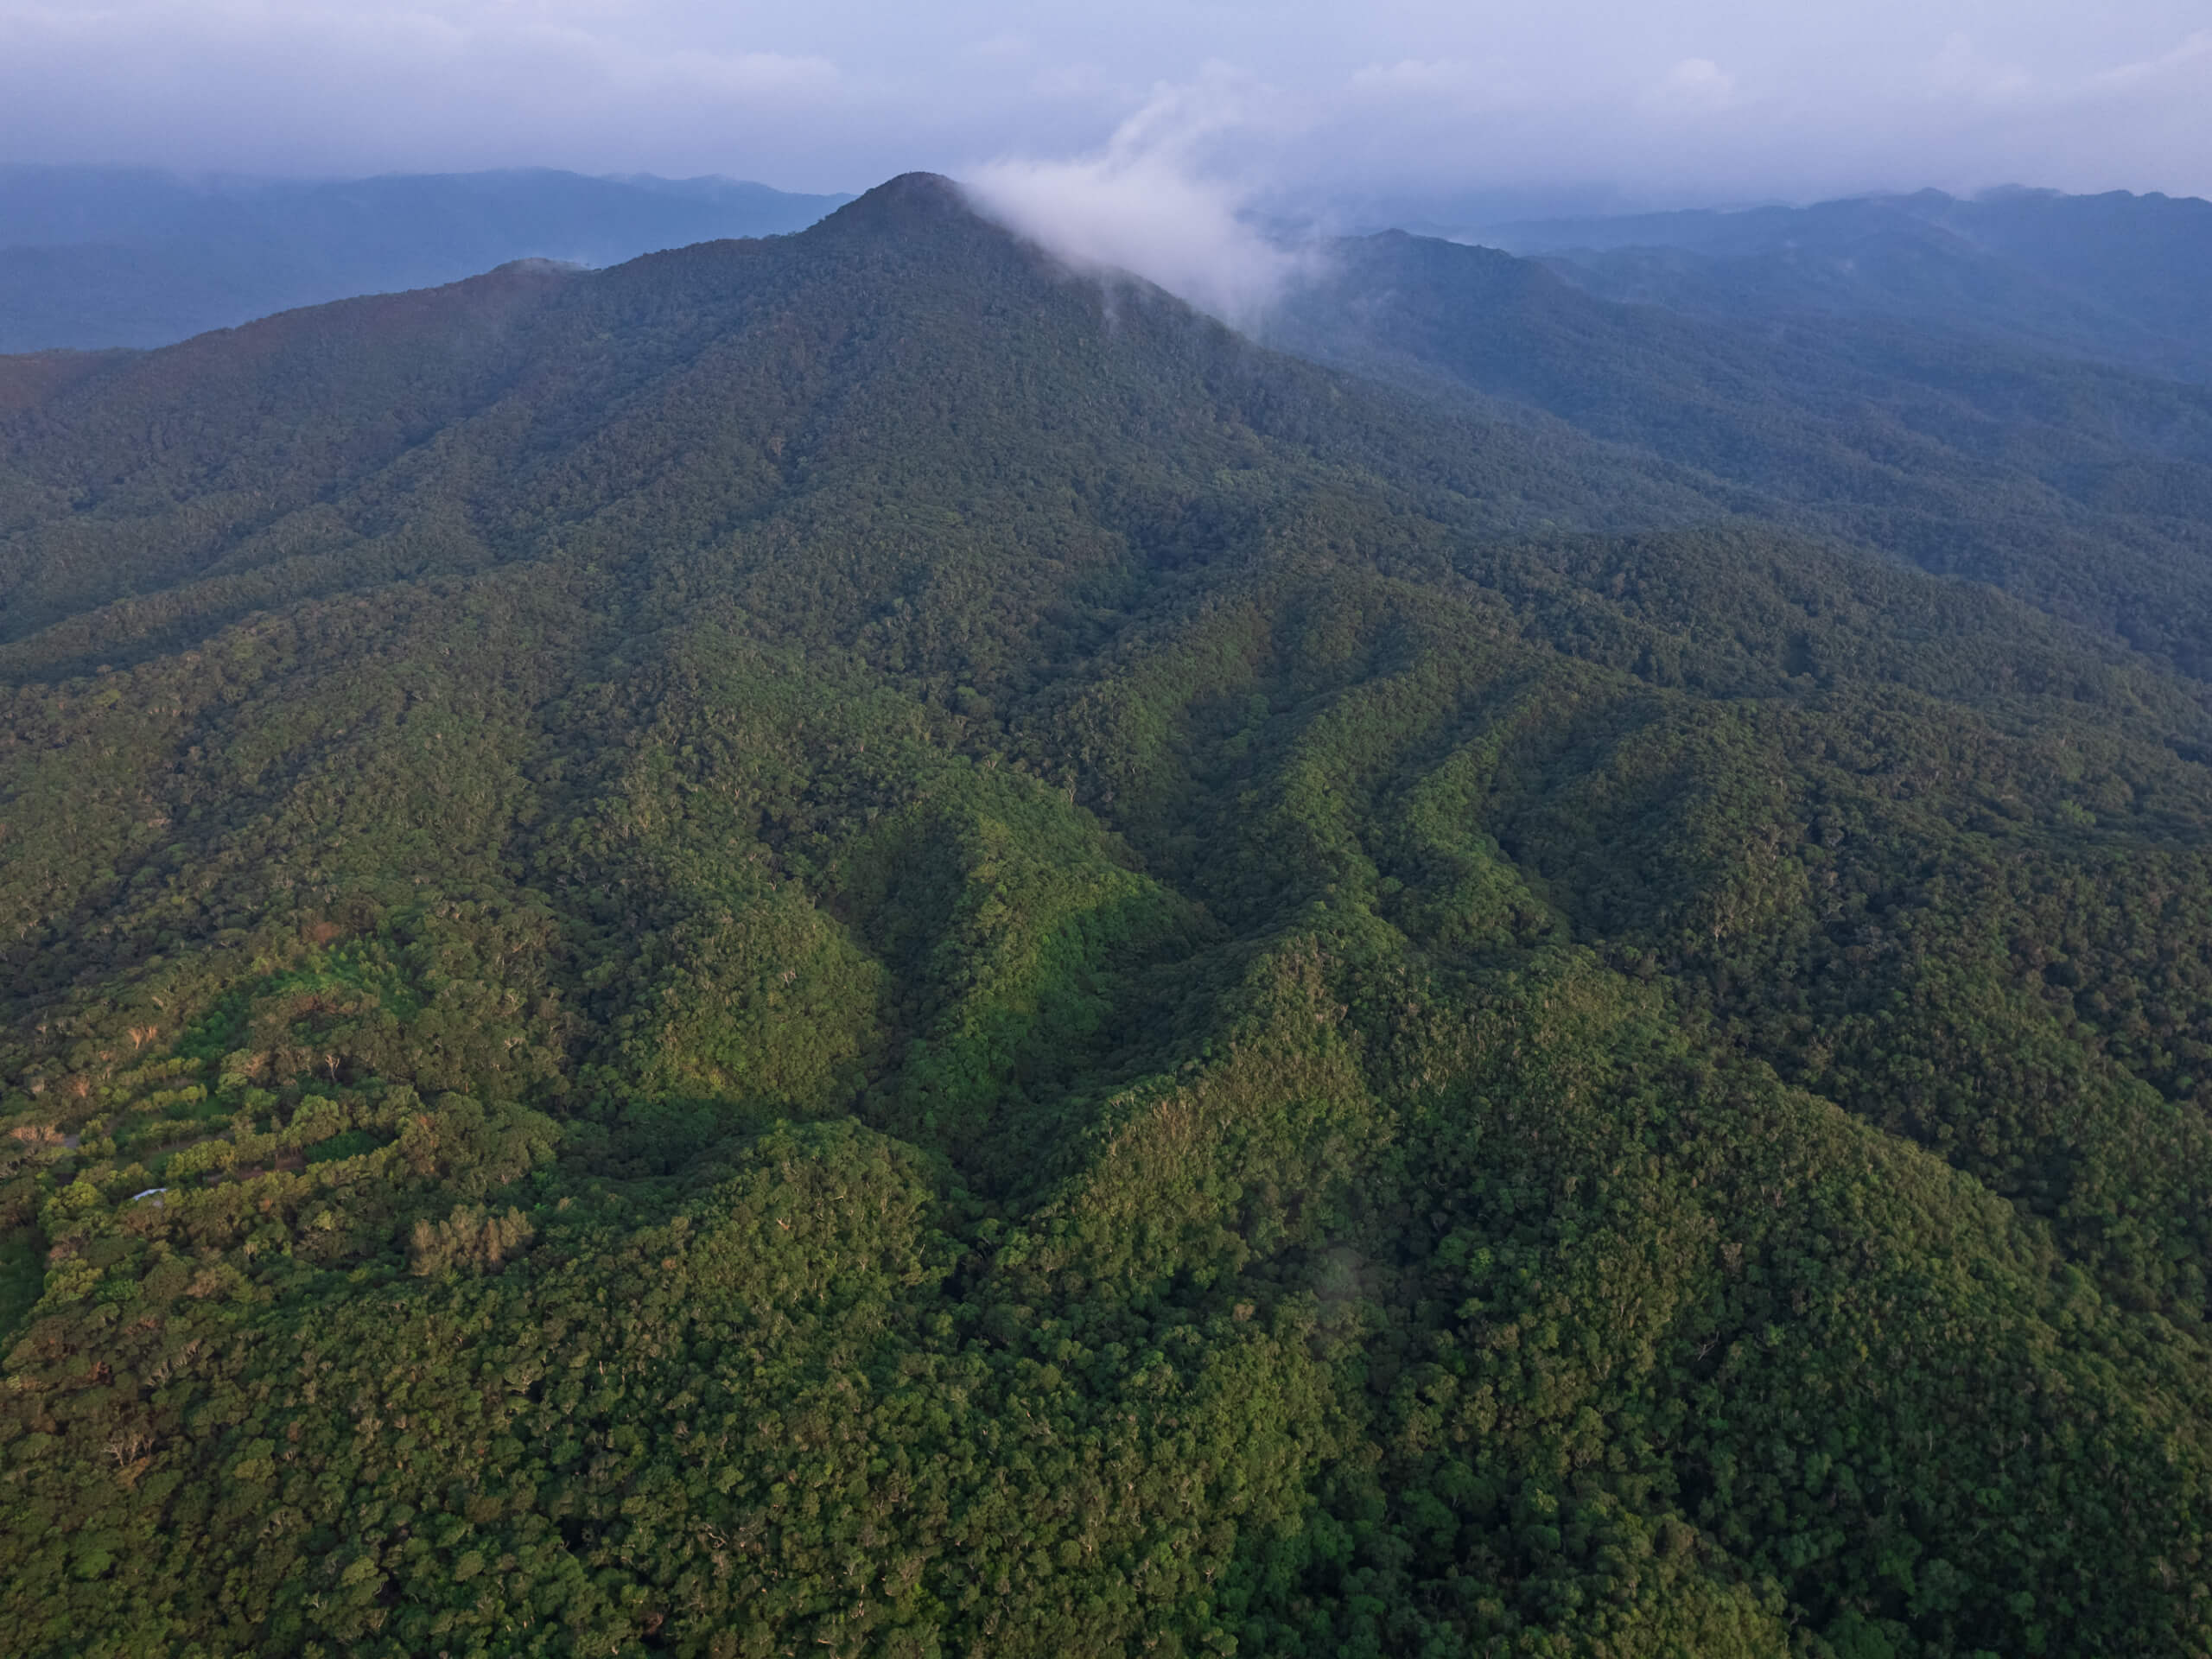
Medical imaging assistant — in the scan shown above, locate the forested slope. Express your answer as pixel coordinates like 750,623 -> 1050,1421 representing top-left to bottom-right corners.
1270,228 -> 2212,675
6,174 -> 2212,1657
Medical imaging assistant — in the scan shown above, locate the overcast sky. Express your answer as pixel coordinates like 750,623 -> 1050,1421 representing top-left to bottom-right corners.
3,1 -> 2208,208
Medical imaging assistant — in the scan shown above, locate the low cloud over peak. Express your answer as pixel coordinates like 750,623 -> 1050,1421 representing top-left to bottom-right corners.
960,79 -> 1315,330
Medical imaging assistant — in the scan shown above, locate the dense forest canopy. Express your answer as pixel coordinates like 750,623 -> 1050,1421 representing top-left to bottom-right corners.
7,171 -> 2212,1656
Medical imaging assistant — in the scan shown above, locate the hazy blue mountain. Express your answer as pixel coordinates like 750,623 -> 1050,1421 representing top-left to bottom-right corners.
1478,188 -> 2212,381
0,164 -> 851,351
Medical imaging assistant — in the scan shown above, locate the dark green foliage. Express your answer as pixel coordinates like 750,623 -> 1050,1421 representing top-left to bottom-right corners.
5,174 -> 2212,1656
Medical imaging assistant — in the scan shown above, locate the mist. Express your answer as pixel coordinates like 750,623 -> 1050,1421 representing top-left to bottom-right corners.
960,79 -> 1317,330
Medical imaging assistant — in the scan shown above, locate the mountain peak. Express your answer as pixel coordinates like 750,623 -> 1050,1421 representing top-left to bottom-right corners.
820,171 -> 975,235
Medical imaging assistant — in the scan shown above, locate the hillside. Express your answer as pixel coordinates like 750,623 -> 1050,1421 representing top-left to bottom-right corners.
7,174 -> 2212,1656
1270,226 -> 2212,675
0,165 -> 850,353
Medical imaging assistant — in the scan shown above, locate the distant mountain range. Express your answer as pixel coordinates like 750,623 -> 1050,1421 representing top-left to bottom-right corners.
1477,187 -> 2212,382
1269,220 -> 2212,674
7,168 -> 2209,404
0,165 -> 851,352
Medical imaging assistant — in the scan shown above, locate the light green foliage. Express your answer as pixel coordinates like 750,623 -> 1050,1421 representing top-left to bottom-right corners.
3,175 -> 2212,1656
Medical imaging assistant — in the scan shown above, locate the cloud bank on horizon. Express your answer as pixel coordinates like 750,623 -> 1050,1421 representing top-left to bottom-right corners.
0,1 -> 2208,210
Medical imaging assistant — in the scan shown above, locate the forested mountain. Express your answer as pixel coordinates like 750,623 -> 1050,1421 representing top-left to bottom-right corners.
0,166 -> 849,353
1484,187 -> 2212,383
9,172 -> 2212,1656
1269,226 -> 2212,674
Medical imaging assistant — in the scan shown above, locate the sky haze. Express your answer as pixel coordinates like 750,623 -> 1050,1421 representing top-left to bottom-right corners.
1,2 -> 2206,209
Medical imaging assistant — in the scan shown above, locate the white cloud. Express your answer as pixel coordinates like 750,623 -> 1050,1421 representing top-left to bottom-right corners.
960,77 -> 1313,328
1350,59 -> 1473,95
1923,32 -> 2034,103
1027,61 -> 1124,101
613,46 -> 837,99
2094,27 -> 2212,87
964,33 -> 1031,60
0,0 -> 847,179
1638,57 -> 1738,115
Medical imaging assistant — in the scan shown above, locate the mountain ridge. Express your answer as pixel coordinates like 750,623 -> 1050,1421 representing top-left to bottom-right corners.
1270,219 -> 2212,676
1483,185 -> 2212,381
